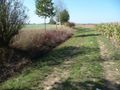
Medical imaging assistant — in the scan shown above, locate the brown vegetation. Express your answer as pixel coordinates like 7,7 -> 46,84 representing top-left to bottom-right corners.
10,29 -> 73,58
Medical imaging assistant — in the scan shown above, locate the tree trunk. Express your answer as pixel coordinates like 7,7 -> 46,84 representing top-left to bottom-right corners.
44,17 -> 46,32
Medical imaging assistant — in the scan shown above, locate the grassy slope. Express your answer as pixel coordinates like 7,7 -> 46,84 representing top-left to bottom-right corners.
0,27 -> 104,90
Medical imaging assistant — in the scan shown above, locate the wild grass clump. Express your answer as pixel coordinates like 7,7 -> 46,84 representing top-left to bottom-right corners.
10,30 -> 73,58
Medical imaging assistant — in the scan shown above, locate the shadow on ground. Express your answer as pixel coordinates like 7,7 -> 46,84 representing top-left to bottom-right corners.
50,78 -> 120,90
32,46 -> 100,68
74,27 -> 96,33
75,33 -> 101,38
8,78 -> 120,90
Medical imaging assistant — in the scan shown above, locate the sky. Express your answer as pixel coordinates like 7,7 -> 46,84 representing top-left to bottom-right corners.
23,0 -> 120,24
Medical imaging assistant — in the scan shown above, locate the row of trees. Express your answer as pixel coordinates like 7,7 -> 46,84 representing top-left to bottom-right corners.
35,0 -> 70,29
0,0 -> 70,47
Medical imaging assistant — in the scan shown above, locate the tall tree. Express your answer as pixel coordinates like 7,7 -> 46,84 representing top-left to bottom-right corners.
0,0 -> 27,46
60,9 -> 70,24
36,0 -> 55,31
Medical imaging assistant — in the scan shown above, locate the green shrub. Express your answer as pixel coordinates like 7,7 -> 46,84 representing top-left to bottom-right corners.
0,0 -> 27,46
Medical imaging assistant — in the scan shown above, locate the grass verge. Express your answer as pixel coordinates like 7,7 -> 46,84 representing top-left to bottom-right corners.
0,27 -> 104,90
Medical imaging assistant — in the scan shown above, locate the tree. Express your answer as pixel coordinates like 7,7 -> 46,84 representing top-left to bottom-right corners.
36,0 -> 55,31
54,0 -> 65,25
49,17 -> 56,24
60,9 -> 70,24
0,0 -> 27,46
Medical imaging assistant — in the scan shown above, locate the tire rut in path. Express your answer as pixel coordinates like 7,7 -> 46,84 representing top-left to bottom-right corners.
42,60 -> 73,90
98,40 -> 120,90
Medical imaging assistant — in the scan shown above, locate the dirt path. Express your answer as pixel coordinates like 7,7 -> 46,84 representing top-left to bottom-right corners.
42,60 -> 73,90
98,40 -> 120,90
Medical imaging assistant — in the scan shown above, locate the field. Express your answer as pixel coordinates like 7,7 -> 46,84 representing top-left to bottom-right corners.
0,24 -> 120,90
23,24 -> 63,30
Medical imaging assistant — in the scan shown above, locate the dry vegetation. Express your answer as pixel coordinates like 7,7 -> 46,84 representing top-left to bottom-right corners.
10,29 -> 73,58
0,27 -> 73,82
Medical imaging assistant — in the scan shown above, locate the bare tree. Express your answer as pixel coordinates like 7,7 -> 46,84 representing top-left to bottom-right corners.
0,0 -> 27,46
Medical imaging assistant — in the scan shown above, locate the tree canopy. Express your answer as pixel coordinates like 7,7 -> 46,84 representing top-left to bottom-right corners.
60,9 -> 70,24
36,0 -> 55,18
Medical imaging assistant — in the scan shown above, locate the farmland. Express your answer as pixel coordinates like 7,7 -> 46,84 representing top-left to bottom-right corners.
0,0 -> 120,90
23,24 -> 59,30
0,24 -> 120,90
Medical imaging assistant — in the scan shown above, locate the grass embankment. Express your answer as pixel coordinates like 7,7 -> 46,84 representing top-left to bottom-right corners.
0,27 -> 104,90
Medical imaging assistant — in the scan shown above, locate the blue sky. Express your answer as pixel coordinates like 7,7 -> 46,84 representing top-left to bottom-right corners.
23,0 -> 120,24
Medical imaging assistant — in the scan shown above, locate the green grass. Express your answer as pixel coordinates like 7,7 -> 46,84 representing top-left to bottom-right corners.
98,36 -> 120,60
23,24 -> 58,30
98,35 -> 120,82
0,27 -> 104,90
52,28 -> 104,90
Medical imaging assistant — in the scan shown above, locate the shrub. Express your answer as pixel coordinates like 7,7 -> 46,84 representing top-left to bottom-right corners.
10,30 -> 73,58
64,22 -> 75,28
0,0 -> 27,46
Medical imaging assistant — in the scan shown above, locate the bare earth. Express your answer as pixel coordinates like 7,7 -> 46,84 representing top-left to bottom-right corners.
98,40 -> 120,90
43,60 -> 73,90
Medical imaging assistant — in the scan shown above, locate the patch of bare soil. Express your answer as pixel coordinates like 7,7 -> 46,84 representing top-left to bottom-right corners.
98,40 -> 120,90
42,60 -> 73,90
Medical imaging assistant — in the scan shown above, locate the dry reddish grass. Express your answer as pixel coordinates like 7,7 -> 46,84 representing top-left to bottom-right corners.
10,29 -> 73,58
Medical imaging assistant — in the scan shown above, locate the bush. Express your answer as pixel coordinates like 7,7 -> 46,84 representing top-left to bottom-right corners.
10,30 -> 73,58
64,22 -> 75,28
0,0 -> 27,46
